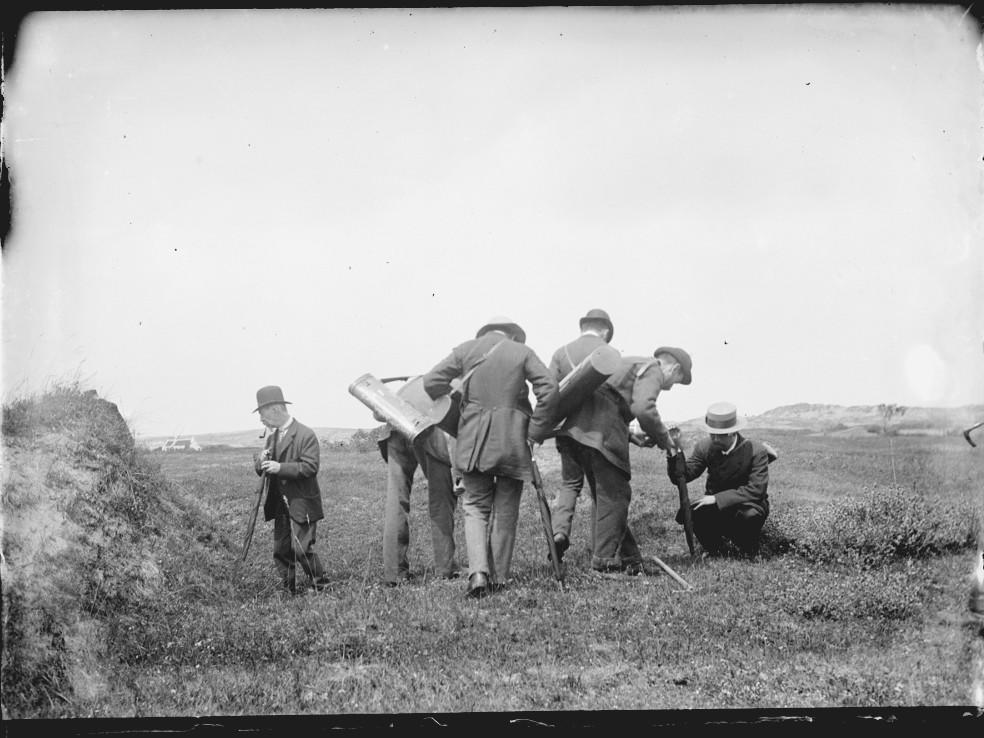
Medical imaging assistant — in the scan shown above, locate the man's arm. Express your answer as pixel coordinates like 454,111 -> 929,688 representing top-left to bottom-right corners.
629,362 -> 672,451
683,438 -> 710,483
712,445 -> 770,511
547,347 -> 566,383
525,350 -> 560,443
275,429 -> 320,480
422,347 -> 463,400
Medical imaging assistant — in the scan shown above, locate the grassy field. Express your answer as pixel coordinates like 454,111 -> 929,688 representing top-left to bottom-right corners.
122,431 -> 984,715
3,389 -> 983,720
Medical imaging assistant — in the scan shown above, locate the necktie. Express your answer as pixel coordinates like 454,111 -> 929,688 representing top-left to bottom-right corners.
271,428 -> 279,460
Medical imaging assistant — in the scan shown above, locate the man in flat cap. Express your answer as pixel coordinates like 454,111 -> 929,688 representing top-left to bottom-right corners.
422,316 -> 558,598
550,346 -> 693,576
252,385 -> 331,594
668,401 -> 772,558
543,309 -> 617,566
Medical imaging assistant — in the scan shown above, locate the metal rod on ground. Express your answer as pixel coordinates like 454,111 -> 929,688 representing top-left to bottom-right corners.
529,441 -> 565,584
651,555 -> 693,590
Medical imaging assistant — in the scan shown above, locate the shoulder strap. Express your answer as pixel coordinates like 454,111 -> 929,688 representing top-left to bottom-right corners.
563,345 -> 577,376
459,337 -> 506,402
634,358 -> 660,379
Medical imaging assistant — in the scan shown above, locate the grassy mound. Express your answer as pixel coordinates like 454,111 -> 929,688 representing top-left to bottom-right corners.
761,485 -> 980,569
1,384 -> 233,718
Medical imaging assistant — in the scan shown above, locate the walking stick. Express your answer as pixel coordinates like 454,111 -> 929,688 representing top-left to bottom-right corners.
241,473 -> 269,562
668,428 -> 697,560
530,441 -> 565,583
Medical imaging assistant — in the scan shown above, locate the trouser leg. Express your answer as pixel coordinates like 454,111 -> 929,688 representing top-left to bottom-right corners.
552,436 -> 584,541
461,472 -> 495,577
273,514 -> 296,590
423,454 -> 458,576
488,476 -> 523,584
728,507 -> 767,556
587,449 -> 634,570
382,435 -> 417,583
291,519 -> 325,580
691,504 -> 726,554
274,514 -> 325,587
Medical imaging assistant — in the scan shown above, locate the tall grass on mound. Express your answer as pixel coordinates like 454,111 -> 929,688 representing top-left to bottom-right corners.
1,384 -> 237,718
762,484 -> 980,569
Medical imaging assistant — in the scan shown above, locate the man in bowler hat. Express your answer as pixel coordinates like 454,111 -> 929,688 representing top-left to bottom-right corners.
544,308 -> 617,565
252,385 -> 331,593
668,401 -> 771,557
422,316 -> 558,598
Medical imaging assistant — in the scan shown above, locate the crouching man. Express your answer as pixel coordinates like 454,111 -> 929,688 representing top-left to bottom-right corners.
669,401 -> 772,558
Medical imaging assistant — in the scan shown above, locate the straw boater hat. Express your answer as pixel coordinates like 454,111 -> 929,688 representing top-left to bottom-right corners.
253,385 -> 292,413
476,316 -> 527,344
653,346 -> 693,385
700,402 -> 746,434
579,308 -> 614,343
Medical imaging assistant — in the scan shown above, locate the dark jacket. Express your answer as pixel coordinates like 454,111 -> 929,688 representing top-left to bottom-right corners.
422,332 -> 558,481
254,419 -> 325,523
682,433 -> 770,516
547,333 -> 608,383
558,356 -> 673,477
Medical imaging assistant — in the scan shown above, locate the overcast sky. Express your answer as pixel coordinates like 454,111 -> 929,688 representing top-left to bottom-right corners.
2,7 -> 983,438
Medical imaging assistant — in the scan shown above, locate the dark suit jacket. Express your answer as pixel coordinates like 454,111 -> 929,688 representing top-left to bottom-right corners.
558,356 -> 673,477
254,419 -> 325,523
681,434 -> 770,517
548,333 -> 608,383
422,332 -> 558,481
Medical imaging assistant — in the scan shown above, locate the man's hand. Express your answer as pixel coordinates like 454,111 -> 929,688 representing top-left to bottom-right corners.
666,450 -> 687,483
692,494 -> 717,510
260,460 -> 281,475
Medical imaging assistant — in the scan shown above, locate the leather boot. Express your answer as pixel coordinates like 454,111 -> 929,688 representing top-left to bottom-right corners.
466,571 -> 489,598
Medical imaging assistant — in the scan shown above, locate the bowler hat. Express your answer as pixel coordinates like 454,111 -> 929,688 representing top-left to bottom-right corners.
476,316 -> 527,344
579,308 -> 614,343
653,346 -> 693,385
700,401 -> 746,434
253,385 -> 292,413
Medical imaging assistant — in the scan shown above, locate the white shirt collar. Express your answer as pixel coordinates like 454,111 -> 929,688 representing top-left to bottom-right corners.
278,416 -> 294,434
720,435 -> 739,456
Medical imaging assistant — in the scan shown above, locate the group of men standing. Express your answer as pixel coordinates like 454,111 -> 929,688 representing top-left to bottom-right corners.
249,309 -> 773,597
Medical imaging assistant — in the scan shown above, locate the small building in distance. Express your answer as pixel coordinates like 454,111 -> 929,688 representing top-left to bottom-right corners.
161,437 -> 202,452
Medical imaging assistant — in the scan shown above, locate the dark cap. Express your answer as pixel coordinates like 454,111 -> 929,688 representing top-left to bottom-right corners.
653,346 -> 692,385
579,309 -> 614,343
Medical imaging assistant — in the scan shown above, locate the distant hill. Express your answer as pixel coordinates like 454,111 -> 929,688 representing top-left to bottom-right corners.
701,403 -> 984,435
137,403 -> 984,449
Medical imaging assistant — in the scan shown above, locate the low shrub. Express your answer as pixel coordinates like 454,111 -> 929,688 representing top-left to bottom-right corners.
762,485 -> 979,569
